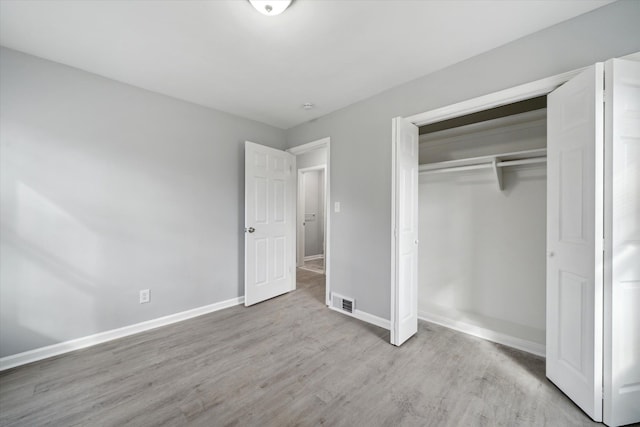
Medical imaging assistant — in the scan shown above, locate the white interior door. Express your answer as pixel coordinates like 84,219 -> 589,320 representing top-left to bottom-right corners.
391,117 -> 419,346
546,63 -> 604,421
603,58 -> 640,427
245,141 -> 296,306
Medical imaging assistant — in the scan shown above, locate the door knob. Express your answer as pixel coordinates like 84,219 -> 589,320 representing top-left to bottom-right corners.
246,227 -> 255,233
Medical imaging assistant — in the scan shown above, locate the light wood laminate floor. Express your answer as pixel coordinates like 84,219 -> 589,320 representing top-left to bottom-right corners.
1,269 -> 600,426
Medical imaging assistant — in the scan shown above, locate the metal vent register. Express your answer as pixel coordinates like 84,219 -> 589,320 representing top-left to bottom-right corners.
332,294 -> 354,314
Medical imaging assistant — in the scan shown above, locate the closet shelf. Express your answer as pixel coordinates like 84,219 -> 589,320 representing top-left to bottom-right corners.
418,148 -> 547,191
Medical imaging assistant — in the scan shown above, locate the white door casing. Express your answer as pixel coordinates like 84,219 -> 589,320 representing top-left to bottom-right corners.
391,117 -> 419,346
245,141 -> 296,306
546,64 -> 604,421
603,58 -> 640,427
296,170 -> 305,268
287,137 -> 331,306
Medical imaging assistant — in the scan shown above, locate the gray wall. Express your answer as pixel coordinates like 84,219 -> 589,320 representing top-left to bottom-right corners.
285,0 -> 640,320
0,47 -> 285,357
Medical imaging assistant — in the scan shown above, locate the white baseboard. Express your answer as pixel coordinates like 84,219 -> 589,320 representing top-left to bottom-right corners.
418,310 -> 545,357
0,296 -> 244,371
299,266 -> 325,274
329,306 -> 390,330
303,254 -> 324,261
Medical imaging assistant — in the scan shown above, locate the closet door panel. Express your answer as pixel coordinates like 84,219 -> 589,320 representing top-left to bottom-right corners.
547,63 -> 604,422
391,117 -> 419,346
604,58 -> 640,427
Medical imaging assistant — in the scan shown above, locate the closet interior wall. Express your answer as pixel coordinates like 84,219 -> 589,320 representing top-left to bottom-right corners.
418,109 -> 548,354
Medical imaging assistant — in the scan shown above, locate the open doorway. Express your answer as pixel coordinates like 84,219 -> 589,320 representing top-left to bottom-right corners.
287,137 -> 331,306
298,167 -> 326,273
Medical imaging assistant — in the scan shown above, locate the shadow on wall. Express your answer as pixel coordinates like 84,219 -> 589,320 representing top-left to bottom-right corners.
0,181 -> 107,357
0,47 -> 289,359
0,113 -> 253,358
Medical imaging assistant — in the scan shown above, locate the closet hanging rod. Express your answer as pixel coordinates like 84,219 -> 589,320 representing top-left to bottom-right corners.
418,156 -> 546,175
418,148 -> 547,174
419,163 -> 493,175
497,157 -> 546,168
418,150 -> 547,191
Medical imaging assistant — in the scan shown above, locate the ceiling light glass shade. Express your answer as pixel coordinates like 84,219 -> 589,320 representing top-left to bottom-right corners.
249,0 -> 292,16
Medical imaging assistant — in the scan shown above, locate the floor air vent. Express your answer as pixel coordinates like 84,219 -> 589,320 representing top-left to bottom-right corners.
332,293 -> 355,314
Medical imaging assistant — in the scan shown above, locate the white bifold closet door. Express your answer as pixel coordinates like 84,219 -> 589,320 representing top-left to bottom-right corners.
603,58 -> 640,427
244,141 -> 296,306
391,117 -> 419,346
547,63 -> 604,422
547,59 -> 640,427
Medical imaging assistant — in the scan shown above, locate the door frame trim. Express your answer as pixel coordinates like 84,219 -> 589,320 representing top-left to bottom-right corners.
391,65 -> 589,346
287,137 -> 331,306
405,67 -> 587,127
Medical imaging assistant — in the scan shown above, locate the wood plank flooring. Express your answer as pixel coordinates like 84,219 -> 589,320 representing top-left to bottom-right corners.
0,269 -> 600,426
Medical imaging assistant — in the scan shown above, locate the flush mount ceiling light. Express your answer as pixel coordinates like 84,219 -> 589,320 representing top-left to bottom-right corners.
249,0 -> 292,16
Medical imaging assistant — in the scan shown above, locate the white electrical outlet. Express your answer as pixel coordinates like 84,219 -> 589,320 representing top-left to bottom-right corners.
139,289 -> 150,304
334,201 -> 341,213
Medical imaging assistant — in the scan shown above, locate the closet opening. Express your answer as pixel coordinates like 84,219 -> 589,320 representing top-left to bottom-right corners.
417,98 -> 548,356
389,67 -> 585,347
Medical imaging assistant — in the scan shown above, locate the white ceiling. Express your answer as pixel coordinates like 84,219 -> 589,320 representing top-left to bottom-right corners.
0,0 -> 613,129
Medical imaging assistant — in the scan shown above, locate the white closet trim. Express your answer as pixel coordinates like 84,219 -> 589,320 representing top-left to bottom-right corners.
406,68 -> 586,126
